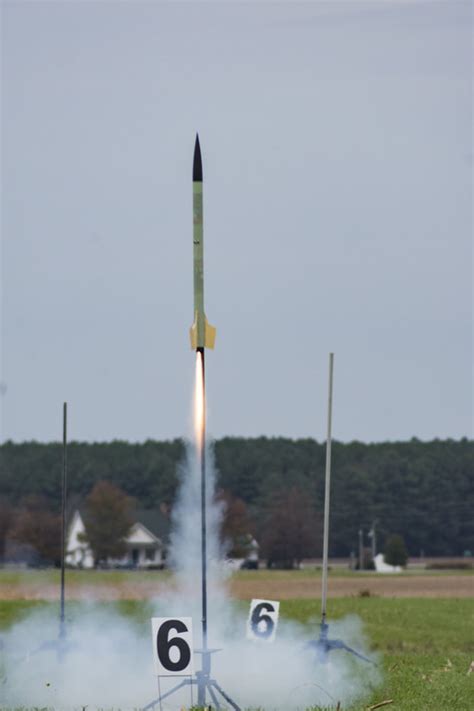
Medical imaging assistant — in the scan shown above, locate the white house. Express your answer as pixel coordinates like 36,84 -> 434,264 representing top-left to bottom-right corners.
374,552 -> 402,573
66,509 -> 168,569
66,510 -> 95,568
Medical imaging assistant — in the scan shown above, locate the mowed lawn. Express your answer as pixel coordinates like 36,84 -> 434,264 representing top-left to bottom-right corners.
0,569 -> 473,710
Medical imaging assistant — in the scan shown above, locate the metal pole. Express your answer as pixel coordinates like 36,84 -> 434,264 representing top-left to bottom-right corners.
199,349 -> 208,653
60,402 -> 67,639
321,353 -> 334,624
196,348 -> 208,707
358,528 -> 364,571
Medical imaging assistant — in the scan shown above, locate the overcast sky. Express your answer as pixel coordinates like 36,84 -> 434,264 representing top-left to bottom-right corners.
1,0 -> 472,444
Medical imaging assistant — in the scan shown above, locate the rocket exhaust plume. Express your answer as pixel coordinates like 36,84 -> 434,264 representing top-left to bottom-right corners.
195,348 -> 209,660
194,351 -> 205,455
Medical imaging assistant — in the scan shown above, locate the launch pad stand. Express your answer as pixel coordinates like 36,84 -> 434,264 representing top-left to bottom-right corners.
309,355 -> 374,666
26,403 -> 72,664
309,621 -> 374,665
143,649 -> 241,711
193,351 -> 241,709
59,401 -> 67,644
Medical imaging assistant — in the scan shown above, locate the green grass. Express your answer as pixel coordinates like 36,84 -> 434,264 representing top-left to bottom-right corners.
0,600 -> 50,629
282,598 -> 474,710
1,597 -> 473,710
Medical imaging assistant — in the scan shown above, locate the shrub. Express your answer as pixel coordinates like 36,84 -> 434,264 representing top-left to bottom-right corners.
384,533 -> 408,567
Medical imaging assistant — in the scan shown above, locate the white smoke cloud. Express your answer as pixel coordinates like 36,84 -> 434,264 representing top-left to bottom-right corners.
151,442 -> 381,710
0,603 -> 155,707
0,418 -> 381,709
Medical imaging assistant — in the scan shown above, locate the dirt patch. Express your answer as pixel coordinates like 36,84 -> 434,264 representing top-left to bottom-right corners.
229,574 -> 474,600
0,574 -> 472,600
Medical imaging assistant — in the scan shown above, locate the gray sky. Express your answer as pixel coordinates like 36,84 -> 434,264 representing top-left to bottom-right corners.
1,0 -> 472,443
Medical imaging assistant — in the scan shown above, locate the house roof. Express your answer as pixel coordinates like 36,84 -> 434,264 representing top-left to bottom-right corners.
67,501 -> 171,545
134,509 -> 170,543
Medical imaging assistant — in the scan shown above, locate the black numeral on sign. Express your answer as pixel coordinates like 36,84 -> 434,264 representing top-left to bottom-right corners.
157,619 -> 191,673
251,602 -> 276,639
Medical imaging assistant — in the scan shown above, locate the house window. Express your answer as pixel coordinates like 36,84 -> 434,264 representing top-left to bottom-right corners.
145,548 -> 155,561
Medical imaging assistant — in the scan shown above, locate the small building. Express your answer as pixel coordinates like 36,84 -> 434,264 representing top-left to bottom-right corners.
66,508 -> 169,569
373,552 -> 402,573
66,510 -> 95,568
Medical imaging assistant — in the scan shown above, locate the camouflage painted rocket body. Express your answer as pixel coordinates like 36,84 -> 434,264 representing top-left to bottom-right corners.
190,135 -> 216,350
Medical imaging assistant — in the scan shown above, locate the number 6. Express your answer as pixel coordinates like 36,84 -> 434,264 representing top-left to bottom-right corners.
247,599 -> 280,642
151,617 -> 194,676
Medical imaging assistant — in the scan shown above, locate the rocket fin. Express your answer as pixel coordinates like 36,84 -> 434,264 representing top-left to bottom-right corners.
204,318 -> 216,349
189,315 -> 216,349
189,321 -> 198,350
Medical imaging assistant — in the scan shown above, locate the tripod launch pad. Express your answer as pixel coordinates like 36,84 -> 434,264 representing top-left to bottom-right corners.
308,621 -> 375,665
142,648 -> 241,711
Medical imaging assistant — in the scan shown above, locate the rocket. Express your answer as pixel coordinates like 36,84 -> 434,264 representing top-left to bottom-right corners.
190,134 -> 216,351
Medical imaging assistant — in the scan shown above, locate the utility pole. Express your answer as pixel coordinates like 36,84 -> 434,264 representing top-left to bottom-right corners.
370,520 -> 377,561
358,528 -> 364,571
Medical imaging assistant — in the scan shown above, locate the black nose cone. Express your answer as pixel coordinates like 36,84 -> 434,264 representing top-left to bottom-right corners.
193,134 -> 203,181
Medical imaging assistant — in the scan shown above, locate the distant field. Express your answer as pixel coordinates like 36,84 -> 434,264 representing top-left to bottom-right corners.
0,597 -> 473,710
0,567 -> 472,600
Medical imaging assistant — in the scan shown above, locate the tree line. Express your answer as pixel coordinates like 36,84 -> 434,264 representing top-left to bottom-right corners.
0,437 -> 472,560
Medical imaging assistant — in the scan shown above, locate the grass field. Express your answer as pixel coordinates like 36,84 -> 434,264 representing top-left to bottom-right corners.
0,569 -> 473,710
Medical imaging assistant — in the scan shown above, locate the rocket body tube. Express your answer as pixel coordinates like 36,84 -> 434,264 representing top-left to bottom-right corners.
190,135 -> 216,350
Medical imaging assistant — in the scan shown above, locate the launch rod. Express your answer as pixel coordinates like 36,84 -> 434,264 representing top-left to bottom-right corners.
321,353 -> 334,624
198,348 -> 208,652
60,401 -> 67,639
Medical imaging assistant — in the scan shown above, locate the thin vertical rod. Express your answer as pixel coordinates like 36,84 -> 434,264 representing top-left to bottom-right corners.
60,401 -> 67,638
198,348 -> 208,652
321,353 -> 334,624
372,521 -> 377,561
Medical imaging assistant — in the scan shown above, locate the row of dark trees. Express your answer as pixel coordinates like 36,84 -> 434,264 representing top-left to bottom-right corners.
0,437 -> 472,559
0,481 -> 410,569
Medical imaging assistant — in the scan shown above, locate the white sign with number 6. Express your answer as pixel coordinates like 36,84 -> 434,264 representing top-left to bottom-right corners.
246,599 -> 280,643
151,617 -> 194,676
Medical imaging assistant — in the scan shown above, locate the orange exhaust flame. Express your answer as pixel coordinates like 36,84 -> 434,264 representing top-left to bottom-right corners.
194,351 -> 205,453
